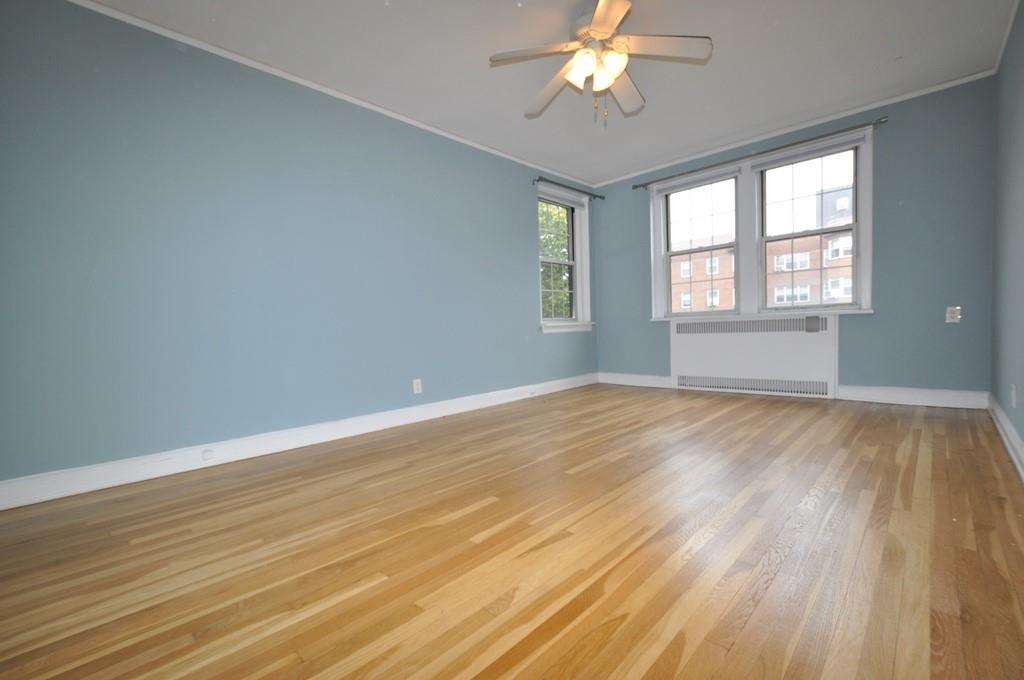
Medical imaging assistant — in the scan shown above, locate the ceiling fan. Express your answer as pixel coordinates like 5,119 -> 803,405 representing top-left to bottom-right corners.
489,0 -> 713,119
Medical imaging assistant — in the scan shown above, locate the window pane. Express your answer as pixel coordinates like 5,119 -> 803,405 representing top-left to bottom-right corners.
763,149 -> 855,236
766,271 -> 792,308
793,269 -> 822,306
672,248 -> 733,312
822,188 -> 853,227
668,178 -> 736,251
792,157 -> 822,199
822,150 -> 854,190
538,200 -> 571,261
764,165 -> 792,203
765,201 -> 793,237
540,262 -> 574,319
765,232 -> 854,307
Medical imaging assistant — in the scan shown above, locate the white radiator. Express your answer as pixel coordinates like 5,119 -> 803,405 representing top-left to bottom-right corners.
669,316 -> 837,398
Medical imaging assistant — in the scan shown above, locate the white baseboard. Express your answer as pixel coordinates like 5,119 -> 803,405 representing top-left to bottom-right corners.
597,372 -> 674,389
990,395 -> 1024,482
835,385 -> 990,409
0,373 -> 598,511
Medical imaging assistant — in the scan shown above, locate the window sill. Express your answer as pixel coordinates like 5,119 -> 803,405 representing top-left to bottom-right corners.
541,322 -> 594,334
651,308 -> 873,322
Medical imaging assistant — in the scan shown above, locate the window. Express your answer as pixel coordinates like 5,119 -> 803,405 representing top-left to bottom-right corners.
763,149 -> 857,309
648,125 -> 872,318
537,183 -> 592,332
538,200 -> 574,320
665,177 -> 737,314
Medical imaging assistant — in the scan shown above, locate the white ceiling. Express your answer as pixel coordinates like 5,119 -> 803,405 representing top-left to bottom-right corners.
78,0 -> 1017,186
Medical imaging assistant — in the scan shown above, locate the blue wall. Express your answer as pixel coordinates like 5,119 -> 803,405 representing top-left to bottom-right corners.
0,1 -> 596,480
592,79 -> 996,391
994,6 -> 1024,437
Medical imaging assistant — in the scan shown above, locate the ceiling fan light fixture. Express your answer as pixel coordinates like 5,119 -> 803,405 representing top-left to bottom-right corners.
573,47 -> 598,75
592,65 -> 615,92
601,48 -> 629,79
565,65 -> 588,89
565,46 -> 598,88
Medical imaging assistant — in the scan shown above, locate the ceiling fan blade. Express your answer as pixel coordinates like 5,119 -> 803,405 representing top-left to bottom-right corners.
525,58 -> 574,119
589,0 -> 631,39
617,34 -> 713,62
610,70 -> 645,116
490,41 -> 582,65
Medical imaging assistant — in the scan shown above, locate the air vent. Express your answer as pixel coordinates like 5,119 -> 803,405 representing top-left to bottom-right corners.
677,375 -> 829,397
675,316 -> 828,335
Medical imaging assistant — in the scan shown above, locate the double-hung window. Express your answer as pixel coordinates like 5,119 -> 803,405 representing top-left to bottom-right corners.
537,182 -> 592,332
649,126 -> 873,318
664,176 -> 738,314
763,149 -> 858,308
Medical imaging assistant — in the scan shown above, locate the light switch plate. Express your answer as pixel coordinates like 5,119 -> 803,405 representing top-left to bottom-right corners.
945,306 -> 962,323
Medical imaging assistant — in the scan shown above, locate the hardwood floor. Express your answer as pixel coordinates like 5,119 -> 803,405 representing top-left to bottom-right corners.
2,385 -> 1023,679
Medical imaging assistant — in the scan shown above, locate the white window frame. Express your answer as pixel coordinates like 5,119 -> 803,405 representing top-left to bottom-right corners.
679,261 -> 691,278
649,165 -> 742,319
681,291 -> 692,308
706,256 -> 720,276
538,182 -> 592,333
707,289 -> 720,308
649,126 -> 873,319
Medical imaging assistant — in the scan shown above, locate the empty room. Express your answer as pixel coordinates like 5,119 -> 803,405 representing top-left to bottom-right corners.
2,0 -> 1024,677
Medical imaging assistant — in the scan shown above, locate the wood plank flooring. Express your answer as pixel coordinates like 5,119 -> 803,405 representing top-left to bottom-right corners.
2,384 -> 1024,678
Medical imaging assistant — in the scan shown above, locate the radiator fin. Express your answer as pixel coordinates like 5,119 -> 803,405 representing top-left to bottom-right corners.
675,316 -> 828,335
676,375 -> 829,397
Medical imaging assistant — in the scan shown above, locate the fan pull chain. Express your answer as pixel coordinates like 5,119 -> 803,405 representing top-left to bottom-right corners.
593,98 -> 599,124
604,95 -> 609,129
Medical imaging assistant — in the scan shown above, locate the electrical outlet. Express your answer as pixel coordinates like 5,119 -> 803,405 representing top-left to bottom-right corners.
1012,384 -> 1018,409
412,378 -> 423,395
945,306 -> 962,323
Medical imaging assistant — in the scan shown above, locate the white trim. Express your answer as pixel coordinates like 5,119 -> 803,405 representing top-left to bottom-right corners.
835,385 -> 989,409
990,395 -> 1024,482
540,321 -> 593,333
594,70 -> 996,188
597,372 -> 674,389
0,373 -> 598,511
66,0 -> 592,189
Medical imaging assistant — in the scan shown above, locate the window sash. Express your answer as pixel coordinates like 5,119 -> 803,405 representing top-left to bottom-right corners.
759,147 -> 860,311
538,200 -> 574,266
